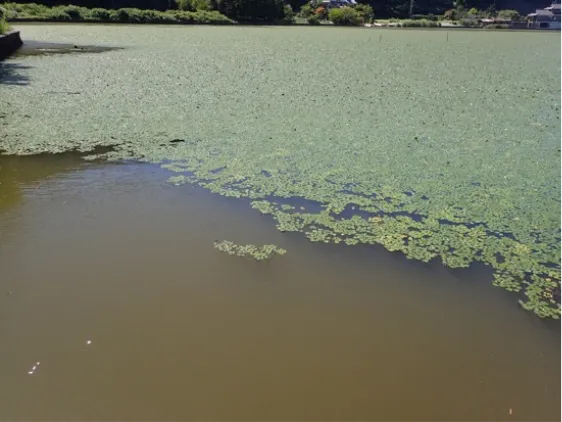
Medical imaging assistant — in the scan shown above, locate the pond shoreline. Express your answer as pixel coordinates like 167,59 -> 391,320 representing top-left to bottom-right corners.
9,19 -> 558,31
0,30 -> 23,60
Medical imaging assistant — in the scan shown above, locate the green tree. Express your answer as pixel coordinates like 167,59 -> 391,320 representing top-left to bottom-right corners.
355,3 -> 374,22
214,0 -> 286,22
307,13 -> 320,23
282,4 -> 294,22
298,3 -> 313,17
328,6 -> 362,25
497,9 -> 520,20
286,0 -> 308,13
175,0 -> 211,12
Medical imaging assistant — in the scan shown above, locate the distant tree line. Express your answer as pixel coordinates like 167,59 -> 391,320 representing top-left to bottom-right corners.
289,0 -> 536,18
1,0 -> 295,21
289,0 -> 470,18
0,0 -> 537,20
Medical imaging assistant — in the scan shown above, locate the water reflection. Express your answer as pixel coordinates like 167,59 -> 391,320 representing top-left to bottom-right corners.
0,153 -> 89,213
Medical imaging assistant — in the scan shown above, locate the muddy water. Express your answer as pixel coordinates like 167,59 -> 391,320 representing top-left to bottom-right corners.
0,154 -> 559,421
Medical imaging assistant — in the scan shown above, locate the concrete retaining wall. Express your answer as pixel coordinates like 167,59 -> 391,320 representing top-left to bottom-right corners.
0,31 -> 23,61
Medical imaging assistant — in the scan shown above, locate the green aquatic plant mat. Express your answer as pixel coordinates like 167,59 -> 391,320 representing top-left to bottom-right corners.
1,28 -> 559,318
214,240 -> 287,260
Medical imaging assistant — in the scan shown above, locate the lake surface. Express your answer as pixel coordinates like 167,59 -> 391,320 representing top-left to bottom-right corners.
0,24 -> 560,420
2,24 -> 560,317
0,153 -> 560,421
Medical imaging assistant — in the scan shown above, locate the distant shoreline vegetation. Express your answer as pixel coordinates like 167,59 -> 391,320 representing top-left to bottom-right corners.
0,6 -> 11,33
2,1 -> 529,27
2,3 -> 235,25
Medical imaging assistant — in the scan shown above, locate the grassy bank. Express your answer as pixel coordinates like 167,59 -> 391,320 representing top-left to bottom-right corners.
1,6 -> 10,33
0,18 -> 9,34
2,2 -> 234,24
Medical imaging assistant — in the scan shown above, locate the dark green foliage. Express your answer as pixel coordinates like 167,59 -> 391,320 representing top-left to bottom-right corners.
175,0 -> 211,11
367,0 -> 407,18
0,0 -> 545,19
46,7 -> 72,19
355,3 -> 373,22
174,9 -> 231,23
306,12 -> 319,24
358,0 -> 522,18
109,7 -> 142,21
2,2 -> 234,23
297,3 -> 313,17
328,6 -> 362,25
87,6 -> 110,18
214,0 -> 286,23
276,4 -> 295,23
286,0 -> 308,13
60,4 -> 86,19
496,9 -> 520,20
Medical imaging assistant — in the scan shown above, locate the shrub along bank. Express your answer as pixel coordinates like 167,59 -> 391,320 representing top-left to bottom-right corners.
1,2 -> 234,24
0,6 -> 11,33
0,0 -> 300,24
2,1 -> 526,27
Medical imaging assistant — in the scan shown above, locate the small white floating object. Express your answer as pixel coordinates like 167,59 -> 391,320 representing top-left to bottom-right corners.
28,371 -> 34,375
36,362 -> 40,365
31,366 -> 37,371
86,340 -> 92,345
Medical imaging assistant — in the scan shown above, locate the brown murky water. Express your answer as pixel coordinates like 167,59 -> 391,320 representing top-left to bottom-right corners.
0,154 -> 560,421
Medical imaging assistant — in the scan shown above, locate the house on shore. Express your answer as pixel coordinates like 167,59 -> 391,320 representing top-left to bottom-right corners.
317,0 -> 357,9
527,0 -> 561,29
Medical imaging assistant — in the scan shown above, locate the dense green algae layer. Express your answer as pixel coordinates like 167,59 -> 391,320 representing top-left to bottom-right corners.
1,26 -> 560,317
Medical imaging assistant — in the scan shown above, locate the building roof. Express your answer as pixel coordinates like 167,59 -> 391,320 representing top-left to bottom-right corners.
528,2 -> 560,17
321,0 -> 357,4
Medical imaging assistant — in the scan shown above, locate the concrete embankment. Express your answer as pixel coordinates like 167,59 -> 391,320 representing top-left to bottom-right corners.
0,31 -> 23,60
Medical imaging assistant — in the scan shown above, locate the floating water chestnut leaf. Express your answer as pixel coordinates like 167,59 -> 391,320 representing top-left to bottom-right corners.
213,240 -> 286,261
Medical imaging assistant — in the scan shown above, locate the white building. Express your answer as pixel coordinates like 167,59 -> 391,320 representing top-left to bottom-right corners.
317,0 -> 358,9
527,0 -> 561,29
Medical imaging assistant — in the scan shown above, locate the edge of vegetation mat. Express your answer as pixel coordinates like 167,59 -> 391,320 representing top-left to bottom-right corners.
1,26 -> 560,318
